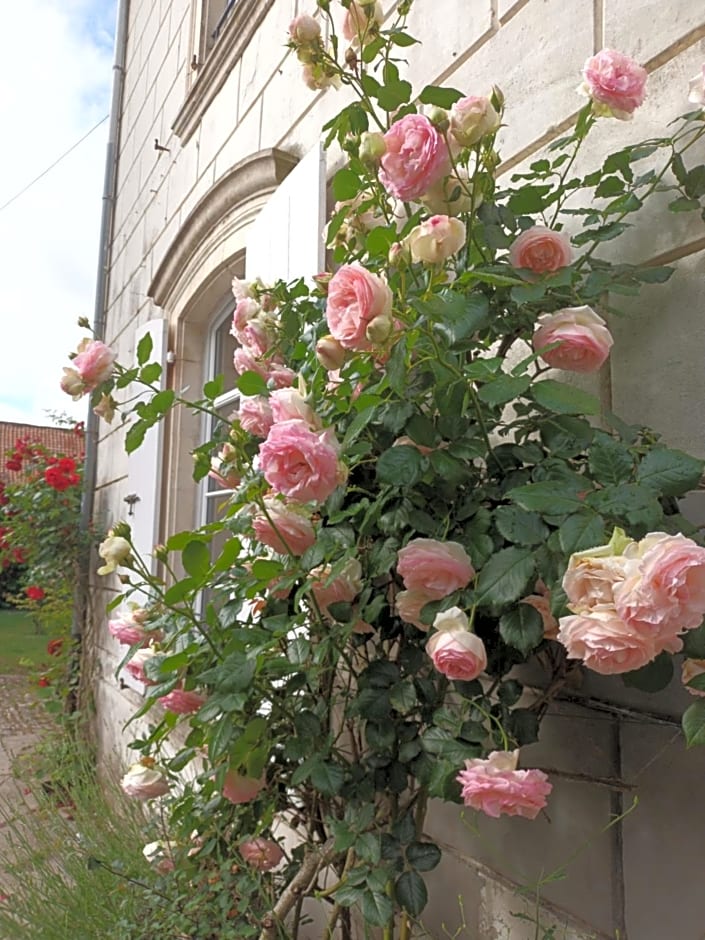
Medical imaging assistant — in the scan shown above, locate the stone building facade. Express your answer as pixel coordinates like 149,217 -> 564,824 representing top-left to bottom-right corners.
91,1 -> 705,936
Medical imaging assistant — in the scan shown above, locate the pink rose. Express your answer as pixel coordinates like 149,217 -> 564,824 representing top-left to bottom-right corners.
252,497 -> 316,555
209,443 -> 241,489
63,340 -> 116,397
556,608 -> 676,675
682,658 -> 705,697
259,419 -> 344,504
240,838 -> 284,871
238,396 -> 274,438
533,305 -> 613,373
613,533 -> 705,638
397,538 -> 474,599
231,298 -> 261,339
395,589 -> 433,631
688,65 -> 705,106
342,1 -> 383,44
311,558 -> 363,615
508,226 -> 572,274
457,750 -> 552,819
449,96 -> 500,147
563,542 -> 635,612
379,114 -> 450,201
158,688 -> 207,714
121,762 -> 170,800
222,770 -> 265,804
289,13 -> 321,43
233,348 -> 295,389
582,49 -> 647,120
405,215 -> 466,264
125,647 -> 159,685
426,607 -> 487,680
326,263 -> 393,351
108,609 -> 160,646
269,389 -> 321,428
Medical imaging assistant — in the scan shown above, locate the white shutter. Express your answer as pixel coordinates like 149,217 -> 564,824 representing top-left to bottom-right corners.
245,142 -> 326,283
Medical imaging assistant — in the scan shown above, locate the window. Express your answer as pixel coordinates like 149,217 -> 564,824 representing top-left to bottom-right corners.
200,0 -> 239,57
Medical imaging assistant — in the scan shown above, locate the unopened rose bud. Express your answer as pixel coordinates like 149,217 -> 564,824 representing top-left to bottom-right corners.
345,46 -> 358,70
365,313 -> 393,344
359,131 -> 386,164
427,106 -> 449,131
77,316 -> 91,329
111,522 -> 132,539
153,544 -> 168,563
388,241 -> 409,266
313,272 -> 333,292
316,335 -> 346,371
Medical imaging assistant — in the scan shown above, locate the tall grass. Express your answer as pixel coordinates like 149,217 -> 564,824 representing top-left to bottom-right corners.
0,738 -> 152,940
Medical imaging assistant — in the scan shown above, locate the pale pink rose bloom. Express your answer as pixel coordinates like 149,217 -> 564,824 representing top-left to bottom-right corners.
238,396 -> 274,438
269,389 -> 321,428
556,608 -> 667,675
342,1 -> 383,44
405,215 -> 466,265
379,114 -> 451,201
397,538 -> 474,599
125,647 -> 159,685
121,762 -> 170,800
396,589 -> 434,631
449,95 -> 500,147
93,393 -> 116,423
108,609 -> 159,646
73,339 -> 117,389
159,688 -> 207,714
520,580 -> 559,639
533,305 -> 613,373
682,658 -> 705,697
240,315 -> 275,358
301,64 -> 340,92
60,367 -> 84,399
231,298 -> 261,339
421,170 -> 474,216
311,558 -> 363,615
289,13 -> 321,42
222,770 -> 265,804
209,442 -> 241,489
231,276 -> 257,302
582,49 -> 647,120
427,607 -> 487,680
613,533 -> 705,637
316,335 -> 347,371
259,419 -> 343,504
688,65 -> 705,106
563,547 -> 635,612
240,838 -> 284,871
457,750 -> 551,819
97,534 -> 131,575
252,497 -> 316,555
326,263 -> 393,351
508,226 -> 572,274
233,349 -> 295,388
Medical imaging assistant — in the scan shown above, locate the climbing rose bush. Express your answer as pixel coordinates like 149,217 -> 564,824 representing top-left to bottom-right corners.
66,6 -> 705,937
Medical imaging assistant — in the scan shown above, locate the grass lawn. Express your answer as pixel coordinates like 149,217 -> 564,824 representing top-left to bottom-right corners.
0,609 -> 51,673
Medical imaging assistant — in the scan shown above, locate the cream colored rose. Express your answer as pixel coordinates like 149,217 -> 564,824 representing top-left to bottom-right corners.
97,533 -> 132,576
405,215 -> 466,264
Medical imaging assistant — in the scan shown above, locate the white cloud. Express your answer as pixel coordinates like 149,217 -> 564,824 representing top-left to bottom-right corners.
0,0 -> 115,428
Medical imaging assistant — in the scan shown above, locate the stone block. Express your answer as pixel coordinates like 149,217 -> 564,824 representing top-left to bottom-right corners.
605,0 -> 705,64
238,0 -> 298,120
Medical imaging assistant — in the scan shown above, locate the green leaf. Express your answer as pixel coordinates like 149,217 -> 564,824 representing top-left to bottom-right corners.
416,291 -> 489,345
203,374 -> 224,400
182,540 -> 211,579
390,30 -> 419,47
164,577 -> 197,604
585,483 -> 662,528
636,447 -> 704,497
376,445 -> 426,486
494,506 -> 549,546
310,761 -> 345,796
531,380 -> 600,416
683,700 -> 705,748
475,547 -> 535,610
125,420 -> 148,454
622,653 -> 673,693
685,165 -> 705,199
510,281 -> 547,305
406,841 -> 442,872
477,374 -> 531,406
139,362 -> 162,384
588,433 -> 634,485
237,371 -> 268,396
377,77 -> 413,111
395,870 -> 428,917
361,890 -> 394,927
668,196 -> 700,212
136,331 -> 153,366
390,680 -> 418,714
499,605 -> 544,655
152,389 -> 175,414
559,512 -> 605,554
418,85 -> 464,108
683,622 -> 705,658
252,558 -> 284,581
509,481 -> 586,515
332,167 -> 361,201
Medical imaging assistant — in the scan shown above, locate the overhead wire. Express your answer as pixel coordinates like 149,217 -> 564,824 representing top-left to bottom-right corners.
0,114 -> 109,214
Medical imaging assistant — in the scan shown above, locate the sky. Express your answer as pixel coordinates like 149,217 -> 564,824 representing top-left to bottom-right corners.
0,0 -> 116,429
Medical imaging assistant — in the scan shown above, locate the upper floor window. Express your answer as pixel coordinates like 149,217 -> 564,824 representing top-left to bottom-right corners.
201,0 -> 239,57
